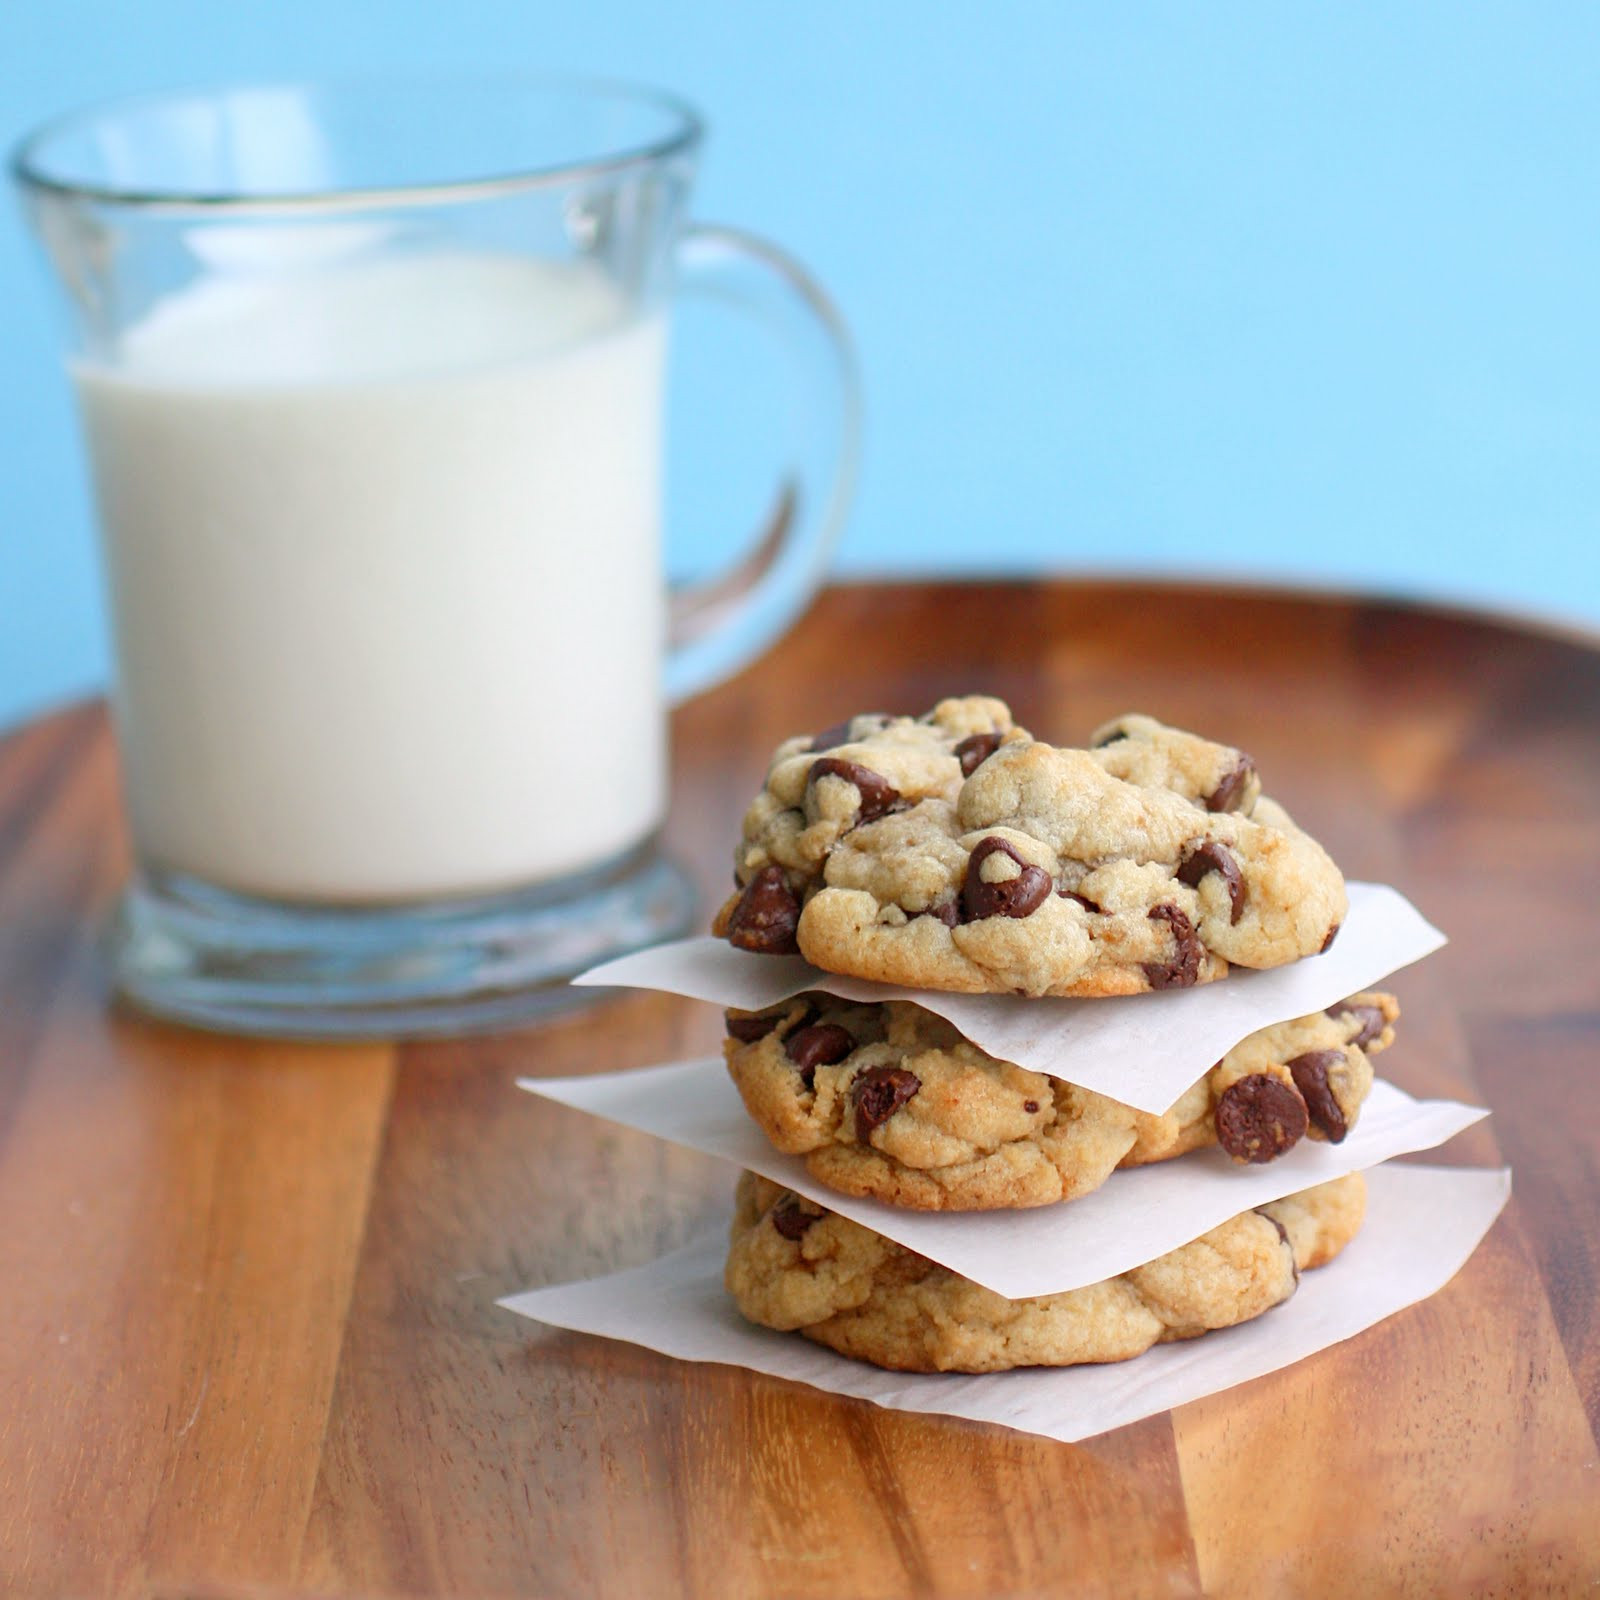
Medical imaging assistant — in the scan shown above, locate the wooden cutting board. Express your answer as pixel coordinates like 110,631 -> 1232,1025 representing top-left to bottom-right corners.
1,581 -> 1596,1597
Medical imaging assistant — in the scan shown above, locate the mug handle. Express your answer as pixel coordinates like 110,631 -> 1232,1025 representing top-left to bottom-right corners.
663,224 -> 861,705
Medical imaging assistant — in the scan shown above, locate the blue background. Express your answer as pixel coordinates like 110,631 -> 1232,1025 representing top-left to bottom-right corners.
4,3 -> 1598,730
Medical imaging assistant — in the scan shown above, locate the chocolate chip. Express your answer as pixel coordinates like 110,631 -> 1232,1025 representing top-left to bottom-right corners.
961,837 -> 1053,922
1023,1099 -> 1040,1114
1093,725 -> 1130,747
726,999 -> 819,1044
1176,840 -> 1245,923
785,1023 -> 855,1089
1320,922 -> 1341,953
1253,1208 -> 1299,1281
808,718 -> 854,752
1256,1209 -> 1291,1248
808,713 -> 891,753
807,757 -> 900,822
852,1066 -> 921,1141
1325,1000 -> 1388,1049
725,1010 -> 781,1043
1142,903 -> 1203,989
1214,1075 -> 1309,1162
1206,753 -> 1257,813
771,1195 -> 819,1240
1059,889 -> 1101,912
954,730 -> 1002,776
922,900 -> 960,927
1287,1049 -> 1348,1142
725,866 -> 801,955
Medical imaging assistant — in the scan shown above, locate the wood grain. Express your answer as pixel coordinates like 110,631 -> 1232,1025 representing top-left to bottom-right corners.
0,581 -> 1596,1597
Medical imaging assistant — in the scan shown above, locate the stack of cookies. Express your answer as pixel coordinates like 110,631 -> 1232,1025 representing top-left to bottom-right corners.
709,698 -> 1401,1374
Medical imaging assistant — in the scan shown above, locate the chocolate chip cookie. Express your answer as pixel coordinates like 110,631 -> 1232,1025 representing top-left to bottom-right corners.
724,1168 -> 1367,1372
713,701 -> 1347,997
714,697 -> 1028,956
724,992 -> 1397,1210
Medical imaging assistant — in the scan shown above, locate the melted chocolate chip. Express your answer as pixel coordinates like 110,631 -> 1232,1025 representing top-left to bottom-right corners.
1176,840 -> 1245,923
807,757 -> 901,822
1254,1208 -> 1299,1282
808,718 -> 854,752
1326,1000 -> 1388,1049
808,712 -> 892,753
1093,725 -> 1130,747
728,999 -> 820,1045
961,837 -> 1053,922
1320,922 -> 1342,953
922,900 -> 961,928
1059,889 -> 1101,912
725,867 -> 802,955
1215,1075 -> 1309,1162
725,1010 -> 782,1043
1023,1099 -> 1040,1114
852,1066 -> 922,1141
1206,753 -> 1257,813
771,1195 -> 819,1240
1287,1049 -> 1348,1141
1256,1209 -> 1292,1248
954,730 -> 1003,776
785,1023 -> 855,1089
1142,903 -> 1203,989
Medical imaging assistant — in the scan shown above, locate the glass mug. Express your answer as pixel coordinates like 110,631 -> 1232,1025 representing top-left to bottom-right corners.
13,78 -> 857,1037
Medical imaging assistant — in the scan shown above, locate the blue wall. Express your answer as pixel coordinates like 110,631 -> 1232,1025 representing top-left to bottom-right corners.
4,4 -> 1598,729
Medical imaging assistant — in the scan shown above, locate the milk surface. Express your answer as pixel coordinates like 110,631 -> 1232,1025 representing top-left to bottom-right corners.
76,253 -> 668,903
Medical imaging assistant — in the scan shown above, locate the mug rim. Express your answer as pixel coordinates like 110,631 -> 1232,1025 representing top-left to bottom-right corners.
10,73 -> 705,216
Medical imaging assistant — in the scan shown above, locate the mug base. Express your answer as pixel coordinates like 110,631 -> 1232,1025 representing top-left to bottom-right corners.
109,841 -> 697,1040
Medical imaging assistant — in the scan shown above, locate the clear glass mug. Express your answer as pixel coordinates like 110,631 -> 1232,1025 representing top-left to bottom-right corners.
12,78 -> 857,1038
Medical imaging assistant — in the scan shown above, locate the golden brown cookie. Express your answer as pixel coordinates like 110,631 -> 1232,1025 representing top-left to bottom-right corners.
724,992 -> 1398,1210
714,701 -> 1346,997
724,1169 -> 1367,1372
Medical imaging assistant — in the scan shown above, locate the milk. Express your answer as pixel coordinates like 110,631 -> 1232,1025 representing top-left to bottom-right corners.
76,254 -> 668,903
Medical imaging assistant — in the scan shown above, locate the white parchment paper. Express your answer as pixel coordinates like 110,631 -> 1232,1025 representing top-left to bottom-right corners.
498,1163 -> 1510,1447
516,1065 -> 1486,1298
575,882 -> 1445,1115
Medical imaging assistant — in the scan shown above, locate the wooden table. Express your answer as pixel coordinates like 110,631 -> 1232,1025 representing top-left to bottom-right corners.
2,581 -> 1597,1597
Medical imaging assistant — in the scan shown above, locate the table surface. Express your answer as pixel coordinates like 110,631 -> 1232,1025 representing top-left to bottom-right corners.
2,581 -> 1597,1598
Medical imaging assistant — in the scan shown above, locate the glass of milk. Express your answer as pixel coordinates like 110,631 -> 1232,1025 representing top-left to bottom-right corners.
14,78 -> 857,1037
